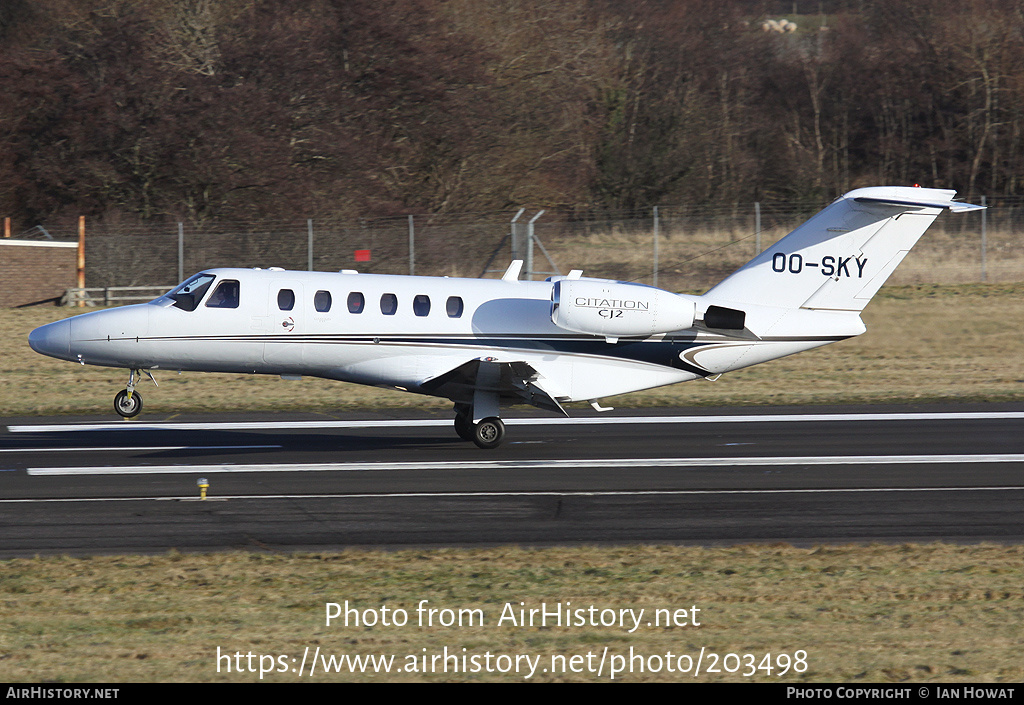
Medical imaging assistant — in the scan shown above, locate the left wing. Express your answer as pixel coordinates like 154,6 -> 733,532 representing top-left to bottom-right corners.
418,358 -> 569,416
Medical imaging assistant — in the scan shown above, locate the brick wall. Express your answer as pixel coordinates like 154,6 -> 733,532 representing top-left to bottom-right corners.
0,240 -> 78,307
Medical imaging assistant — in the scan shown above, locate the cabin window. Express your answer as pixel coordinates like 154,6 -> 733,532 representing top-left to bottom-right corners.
206,280 -> 240,309
380,293 -> 398,315
348,291 -> 364,314
446,296 -> 464,318
413,294 -> 430,317
277,289 -> 295,311
170,273 -> 215,312
314,290 -> 332,312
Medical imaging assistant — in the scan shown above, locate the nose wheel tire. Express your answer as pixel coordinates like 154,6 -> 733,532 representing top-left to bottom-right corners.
114,390 -> 143,418
472,417 -> 505,449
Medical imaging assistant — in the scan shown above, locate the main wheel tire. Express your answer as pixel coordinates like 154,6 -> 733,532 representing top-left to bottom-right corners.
472,417 -> 505,449
114,389 -> 143,418
454,413 -> 475,442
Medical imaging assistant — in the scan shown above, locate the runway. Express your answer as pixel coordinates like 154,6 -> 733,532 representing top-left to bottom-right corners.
2,404 -> 1023,556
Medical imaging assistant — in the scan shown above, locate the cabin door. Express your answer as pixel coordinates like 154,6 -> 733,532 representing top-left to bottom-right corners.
262,280 -> 304,368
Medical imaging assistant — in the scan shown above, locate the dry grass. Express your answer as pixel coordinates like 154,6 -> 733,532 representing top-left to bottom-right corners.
538,225 -> 1023,293
1,544 -> 1021,682
3,283 -> 1023,416
3,288 -> 1022,683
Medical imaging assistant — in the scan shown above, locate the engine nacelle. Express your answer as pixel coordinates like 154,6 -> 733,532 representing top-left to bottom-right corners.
551,279 -> 696,339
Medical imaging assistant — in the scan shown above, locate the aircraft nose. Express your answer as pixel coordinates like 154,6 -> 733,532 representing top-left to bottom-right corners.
28,319 -> 72,360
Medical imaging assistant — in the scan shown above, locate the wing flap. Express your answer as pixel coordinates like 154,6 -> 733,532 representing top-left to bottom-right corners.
419,358 -> 568,416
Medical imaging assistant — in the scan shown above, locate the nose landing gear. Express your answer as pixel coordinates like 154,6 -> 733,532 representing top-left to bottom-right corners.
114,368 -> 157,419
114,388 -> 143,418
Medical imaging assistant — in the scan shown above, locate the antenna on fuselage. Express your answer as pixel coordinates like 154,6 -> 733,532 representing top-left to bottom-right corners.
501,260 -> 523,281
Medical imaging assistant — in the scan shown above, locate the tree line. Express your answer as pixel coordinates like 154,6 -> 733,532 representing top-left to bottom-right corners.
1,0 -> 1022,229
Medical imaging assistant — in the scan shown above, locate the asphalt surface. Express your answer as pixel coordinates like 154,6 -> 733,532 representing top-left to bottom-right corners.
1,403 -> 1022,556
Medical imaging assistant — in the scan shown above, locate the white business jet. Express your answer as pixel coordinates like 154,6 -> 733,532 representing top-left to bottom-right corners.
29,186 -> 982,448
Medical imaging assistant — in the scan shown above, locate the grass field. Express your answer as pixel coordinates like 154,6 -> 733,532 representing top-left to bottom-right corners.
538,222 -> 1023,294
4,283 -> 1023,416
2,285 -> 1022,683
1,545 -> 1021,682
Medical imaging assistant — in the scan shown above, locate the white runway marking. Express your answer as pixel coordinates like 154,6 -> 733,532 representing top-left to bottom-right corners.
2,486 -> 1023,504
9,410 -> 1024,434
26,454 -> 1024,476
0,445 -> 281,454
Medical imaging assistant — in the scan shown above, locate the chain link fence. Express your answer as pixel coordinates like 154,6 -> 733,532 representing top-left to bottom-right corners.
21,196 -> 1024,295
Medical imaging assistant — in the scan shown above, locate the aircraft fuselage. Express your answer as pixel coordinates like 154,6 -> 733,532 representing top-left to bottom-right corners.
31,268 -> 734,403
27,187 -> 983,447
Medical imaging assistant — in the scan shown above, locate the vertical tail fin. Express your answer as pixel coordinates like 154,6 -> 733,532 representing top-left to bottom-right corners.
704,187 -> 984,312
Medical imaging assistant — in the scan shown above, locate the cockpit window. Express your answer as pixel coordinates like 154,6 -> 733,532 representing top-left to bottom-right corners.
206,280 -> 240,308
170,274 -> 215,311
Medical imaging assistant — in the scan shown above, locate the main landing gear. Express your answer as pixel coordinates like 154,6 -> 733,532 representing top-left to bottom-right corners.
454,403 -> 506,449
114,368 -> 156,419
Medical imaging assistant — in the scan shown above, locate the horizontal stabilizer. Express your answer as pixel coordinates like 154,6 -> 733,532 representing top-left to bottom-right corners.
853,196 -> 986,213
